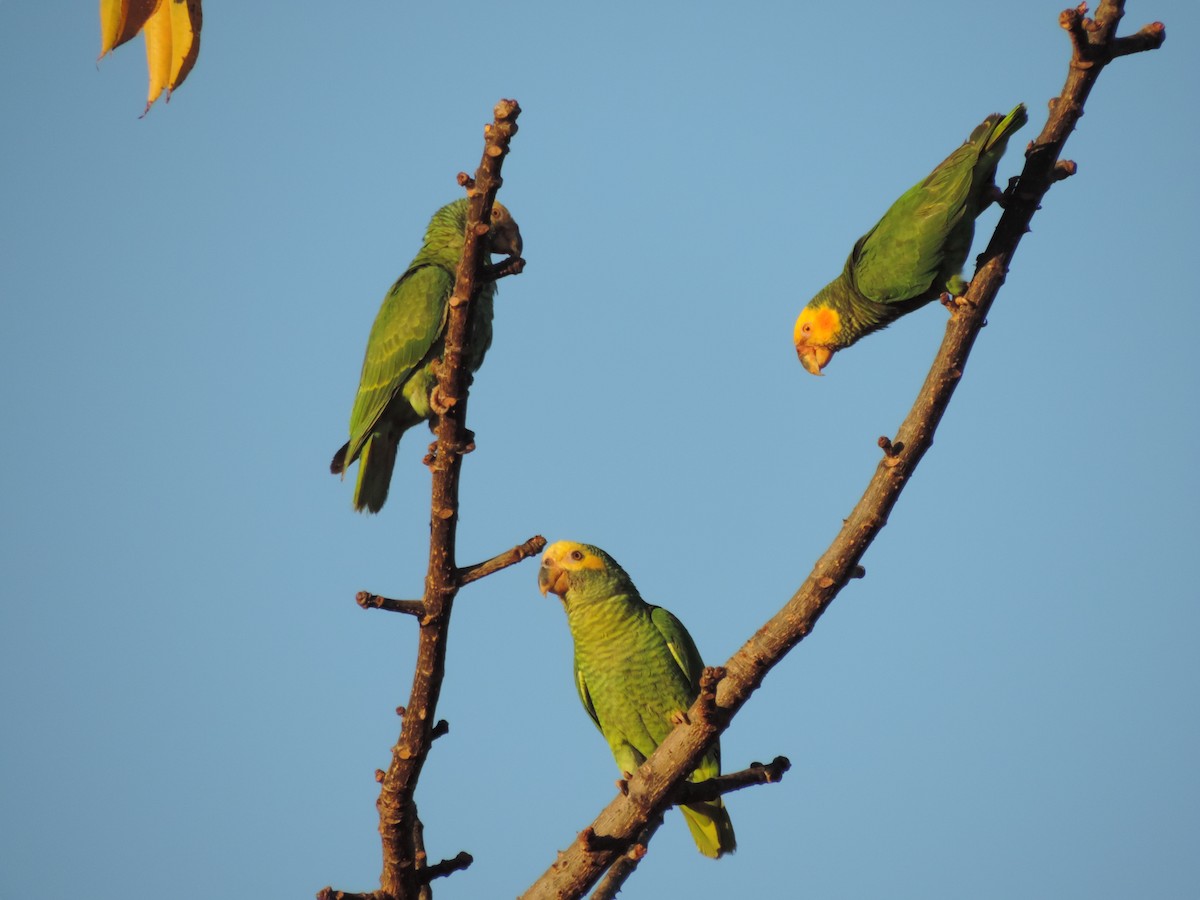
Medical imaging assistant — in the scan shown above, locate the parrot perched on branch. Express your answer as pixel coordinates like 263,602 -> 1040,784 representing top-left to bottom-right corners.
794,104 -> 1027,375
330,198 -> 522,512
538,541 -> 736,859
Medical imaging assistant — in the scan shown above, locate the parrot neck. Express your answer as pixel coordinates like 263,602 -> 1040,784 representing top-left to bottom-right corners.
564,590 -> 645,643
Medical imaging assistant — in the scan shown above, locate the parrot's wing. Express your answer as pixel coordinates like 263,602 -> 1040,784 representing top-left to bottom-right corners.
850,142 -> 978,304
650,606 -> 706,692
346,264 -> 454,460
574,660 -> 602,732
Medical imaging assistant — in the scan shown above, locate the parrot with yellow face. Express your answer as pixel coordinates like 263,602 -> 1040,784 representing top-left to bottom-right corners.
794,104 -> 1027,374
538,540 -> 736,858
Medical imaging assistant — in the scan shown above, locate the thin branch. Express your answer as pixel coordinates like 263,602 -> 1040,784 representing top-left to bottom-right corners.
368,99 -> 523,900
588,821 -> 659,900
458,535 -> 547,586
357,592 -> 425,617
519,6 -> 1162,898
675,756 -> 792,805
418,851 -> 473,884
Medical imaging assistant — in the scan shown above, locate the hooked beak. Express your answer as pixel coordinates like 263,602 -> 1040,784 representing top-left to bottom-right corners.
538,560 -> 570,598
796,343 -> 833,376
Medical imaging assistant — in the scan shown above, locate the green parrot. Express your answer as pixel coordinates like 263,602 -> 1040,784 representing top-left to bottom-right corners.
794,103 -> 1027,374
330,198 -> 522,512
538,540 -> 736,859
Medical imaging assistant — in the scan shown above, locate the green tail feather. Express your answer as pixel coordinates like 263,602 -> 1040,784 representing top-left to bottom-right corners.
681,799 -> 737,859
353,434 -> 398,513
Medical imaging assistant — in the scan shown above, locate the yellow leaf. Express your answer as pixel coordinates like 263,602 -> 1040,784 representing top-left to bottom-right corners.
167,0 -> 203,94
104,0 -> 159,55
98,0 -> 127,58
142,0 -> 171,114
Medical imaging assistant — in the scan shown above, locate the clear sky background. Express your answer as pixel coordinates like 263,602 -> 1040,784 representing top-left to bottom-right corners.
2,2 -> 1196,898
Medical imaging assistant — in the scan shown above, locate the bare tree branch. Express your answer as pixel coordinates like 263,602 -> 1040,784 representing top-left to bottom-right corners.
519,5 -> 1163,898
321,100 -> 524,900
374,98 -> 523,900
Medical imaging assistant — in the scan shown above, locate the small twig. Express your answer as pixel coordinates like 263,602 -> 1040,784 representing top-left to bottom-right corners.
588,819 -> 660,900
481,255 -> 526,281
357,591 -> 425,617
418,851 -> 473,884
458,535 -> 548,587
675,757 -> 792,805
429,720 -> 450,742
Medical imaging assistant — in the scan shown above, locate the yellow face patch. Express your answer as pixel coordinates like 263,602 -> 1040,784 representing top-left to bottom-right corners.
542,540 -> 605,572
793,305 -> 842,347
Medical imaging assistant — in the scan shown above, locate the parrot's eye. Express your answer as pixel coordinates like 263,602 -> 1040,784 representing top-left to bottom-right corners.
569,549 -> 585,562
801,323 -> 812,336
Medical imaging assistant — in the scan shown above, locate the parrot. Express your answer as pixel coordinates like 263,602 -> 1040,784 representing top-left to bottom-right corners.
794,103 -> 1027,375
538,540 -> 736,859
330,198 -> 522,512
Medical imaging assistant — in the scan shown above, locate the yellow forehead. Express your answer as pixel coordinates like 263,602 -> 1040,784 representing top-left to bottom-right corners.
794,305 -> 842,345
543,541 -> 605,571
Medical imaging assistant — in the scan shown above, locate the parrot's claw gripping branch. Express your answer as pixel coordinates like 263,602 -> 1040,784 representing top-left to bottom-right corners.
520,7 -> 1163,898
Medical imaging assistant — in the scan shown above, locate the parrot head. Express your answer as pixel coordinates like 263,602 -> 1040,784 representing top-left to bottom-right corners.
793,303 -> 842,375
489,202 -> 523,258
538,540 -> 629,602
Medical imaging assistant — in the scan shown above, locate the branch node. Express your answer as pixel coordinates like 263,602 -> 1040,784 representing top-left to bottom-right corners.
396,705 -> 406,717
456,172 -> 475,190
851,565 -> 866,580
430,720 -> 450,742
1053,159 -> 1079,181
375,769 -> 385,783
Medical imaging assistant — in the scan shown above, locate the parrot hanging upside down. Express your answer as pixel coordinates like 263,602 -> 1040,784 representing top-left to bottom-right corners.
330,198 -> 522,512
794,104 -> 1027,375
538,540 -> 737,859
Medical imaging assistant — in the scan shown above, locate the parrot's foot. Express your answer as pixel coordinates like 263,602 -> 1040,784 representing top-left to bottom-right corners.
939,291 -> 975,312
429,385 -> 458,416
422,432 -> 476,467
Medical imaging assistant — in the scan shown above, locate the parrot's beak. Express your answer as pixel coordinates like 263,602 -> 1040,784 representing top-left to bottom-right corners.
538,560 -> 570,598
796,343 -> 833,376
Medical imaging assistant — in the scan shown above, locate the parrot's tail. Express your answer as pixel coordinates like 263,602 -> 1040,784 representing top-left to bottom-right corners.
330,441 -> 350,475
681,798 -> 737,859
352,433 -> 398,513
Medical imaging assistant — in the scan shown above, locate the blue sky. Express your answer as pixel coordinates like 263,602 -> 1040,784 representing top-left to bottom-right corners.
2,2 -> 1196,898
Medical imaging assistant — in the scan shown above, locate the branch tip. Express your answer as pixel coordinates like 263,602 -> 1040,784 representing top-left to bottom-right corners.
419,850 -> 473,884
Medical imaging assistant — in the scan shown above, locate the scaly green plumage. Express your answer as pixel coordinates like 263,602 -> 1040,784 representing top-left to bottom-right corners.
538,541 -> 736,859
330,198 -> 521,512
794,104 -> 1027,374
